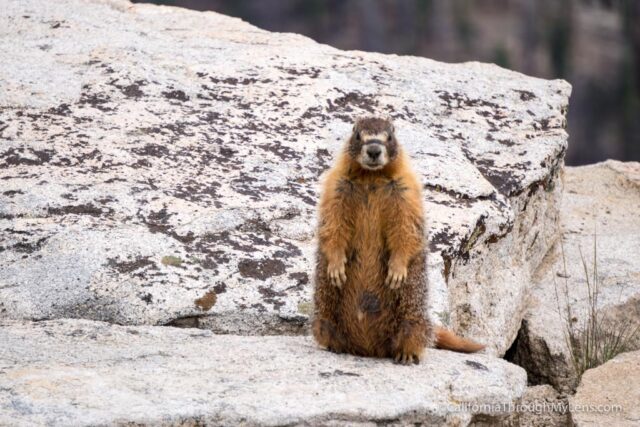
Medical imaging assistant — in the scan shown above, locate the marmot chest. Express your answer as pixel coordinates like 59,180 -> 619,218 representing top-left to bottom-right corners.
348,180 -> 395,255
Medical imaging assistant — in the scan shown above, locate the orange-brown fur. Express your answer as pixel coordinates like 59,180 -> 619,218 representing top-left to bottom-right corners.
313,117 -> 484,364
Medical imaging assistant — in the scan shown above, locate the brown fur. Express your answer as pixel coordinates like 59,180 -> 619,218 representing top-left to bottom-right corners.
312,117 -> 484,364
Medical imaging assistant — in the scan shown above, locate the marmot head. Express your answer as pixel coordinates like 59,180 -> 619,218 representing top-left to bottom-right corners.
348,116 -> 398,171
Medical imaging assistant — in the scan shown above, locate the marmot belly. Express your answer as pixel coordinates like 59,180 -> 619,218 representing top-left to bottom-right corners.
335,194 -> 425,357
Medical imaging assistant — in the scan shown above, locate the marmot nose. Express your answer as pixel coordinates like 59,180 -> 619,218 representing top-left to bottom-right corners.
366,145 -> 382,160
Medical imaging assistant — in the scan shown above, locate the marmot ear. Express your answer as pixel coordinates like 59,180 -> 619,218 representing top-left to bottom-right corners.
353,117 -> 362,133
380,114 -> 394,133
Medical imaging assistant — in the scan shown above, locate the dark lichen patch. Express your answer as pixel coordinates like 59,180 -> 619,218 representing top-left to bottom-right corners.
288,272 -> 309,287
110,79 -> 147,98
171,179 -> 221,204
78,85 -> 114,112
162,90 -> 189,102
251,302 -> 267,312
216,146 -> 237,162
12,236 -> 49,254
278,66 -> 321,78
213,282 -> 227,294
188,255 -> 218,271
513,90 -> 536,101
47,203 -> 111,217
429,227 -> 457,252
144,206 -> 173,226
486,134 -> 516,147
424,183 -> 493,204
230,174 -> 266,201
197,111 -> 222,125
188,234 -> 229,257
465,360 -> 489,371
314,148 -> 332,173
95,196 -> 115,205
160,121 -> 195,138
238,217 -> 271,235
1,148 -> 54,168
207,76 -> 266,85
272,240 -> 303,258
48,103 -> 72,116
257,142 -> 300,161
435,90 -> 501,111
327,91 -> 378,114
238,258 -> 286,280
70,148 -> 103,165
104,177 -> 127,184
257,285 -> 287,309
300,106 -> 327,122
533,117 -> 561,132
107,256 -> 156,274
132,143 -> 170,158
194,290 -> 217,311
486,233 -> 504,244
140,293 -> 153,304
3,190 -> 23,197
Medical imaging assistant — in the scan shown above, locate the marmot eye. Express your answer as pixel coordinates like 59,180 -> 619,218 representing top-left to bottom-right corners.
356,132 -> 361,141
387,135 -> 392,142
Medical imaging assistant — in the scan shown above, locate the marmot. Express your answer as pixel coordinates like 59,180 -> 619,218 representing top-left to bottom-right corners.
312,116 -> 484,364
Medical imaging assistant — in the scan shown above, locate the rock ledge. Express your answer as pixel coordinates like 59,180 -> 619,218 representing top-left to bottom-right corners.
0,319 -> 526,426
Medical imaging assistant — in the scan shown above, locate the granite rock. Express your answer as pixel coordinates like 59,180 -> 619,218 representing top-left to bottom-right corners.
506,385 -> 570,427
570,350 -> 640,426
0,0 -> 570,352
510,161 -> 640,392
0,319 -> 527,426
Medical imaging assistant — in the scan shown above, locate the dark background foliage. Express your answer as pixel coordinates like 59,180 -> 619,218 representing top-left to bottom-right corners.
133,0 -> 640,166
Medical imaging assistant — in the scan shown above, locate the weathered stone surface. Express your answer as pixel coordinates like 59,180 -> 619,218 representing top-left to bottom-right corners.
509,161 -> 640,392
505,385 -> 570,427
0,0 -> 570,351
0,319 -> 527,426
570,350 -> 640,426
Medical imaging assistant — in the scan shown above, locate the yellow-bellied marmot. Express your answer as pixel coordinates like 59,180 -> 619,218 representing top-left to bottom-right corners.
312,116 -> 484,364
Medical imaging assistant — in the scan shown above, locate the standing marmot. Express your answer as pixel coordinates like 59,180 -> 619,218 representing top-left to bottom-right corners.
312,116 -> 484,364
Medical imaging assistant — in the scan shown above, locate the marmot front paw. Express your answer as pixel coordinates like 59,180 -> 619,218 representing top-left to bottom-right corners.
385,261 -> 407,289
327,255 -> 347,287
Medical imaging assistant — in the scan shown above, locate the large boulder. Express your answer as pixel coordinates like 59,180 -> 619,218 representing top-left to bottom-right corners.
0,0 -> 570,352
0,319 -> 527,426
570,350 -> 640,426
509,160 -> 640,392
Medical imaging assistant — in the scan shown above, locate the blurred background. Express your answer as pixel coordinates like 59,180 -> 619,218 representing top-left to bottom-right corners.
132,0 -> 640,166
